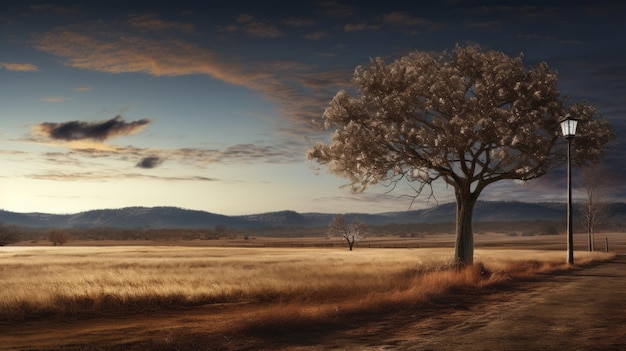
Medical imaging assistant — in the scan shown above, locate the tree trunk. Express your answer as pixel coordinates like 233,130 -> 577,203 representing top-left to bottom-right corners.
347,238 -> 354,251
454,192 -> 477,266
590,229 -> 595,252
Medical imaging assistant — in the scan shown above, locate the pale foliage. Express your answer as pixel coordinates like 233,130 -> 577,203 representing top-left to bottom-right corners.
308,45 -> 614,264
309,45 -> 612,194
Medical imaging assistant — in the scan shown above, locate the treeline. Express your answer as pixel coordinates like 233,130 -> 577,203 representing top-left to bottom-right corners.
249,219 -> 625,238
1,225 -> 232,245
2,219 -> 624,245
369,221 -> 559,237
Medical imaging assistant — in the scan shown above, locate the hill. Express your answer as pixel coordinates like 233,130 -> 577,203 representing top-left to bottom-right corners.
1,201 -> 625,230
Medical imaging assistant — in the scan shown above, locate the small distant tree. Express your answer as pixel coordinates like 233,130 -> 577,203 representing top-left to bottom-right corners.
579,164 -> 616,251
328,215 -> 366,251
48,229 -> 72,246
0,222 -> 19,246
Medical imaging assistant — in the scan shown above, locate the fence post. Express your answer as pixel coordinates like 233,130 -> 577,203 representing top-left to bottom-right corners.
605,237 -> 609,252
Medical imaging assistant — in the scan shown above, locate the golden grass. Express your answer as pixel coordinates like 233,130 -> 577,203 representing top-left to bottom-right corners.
0,246 -> 615,322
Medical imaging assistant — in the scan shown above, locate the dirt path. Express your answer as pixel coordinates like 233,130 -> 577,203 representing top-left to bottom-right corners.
2,256 -> 626,350
285,255 -> 626,351
405,255 -> 626,351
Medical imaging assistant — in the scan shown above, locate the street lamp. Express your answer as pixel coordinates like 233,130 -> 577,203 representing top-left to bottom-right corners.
560,115 -> 578,264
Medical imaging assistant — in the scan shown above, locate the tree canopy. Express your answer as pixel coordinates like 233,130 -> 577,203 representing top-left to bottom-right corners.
308,45 -> 614,265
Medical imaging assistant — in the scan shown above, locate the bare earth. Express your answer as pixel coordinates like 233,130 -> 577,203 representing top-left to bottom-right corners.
1,255 -> 625,350
370,256 -> 626,351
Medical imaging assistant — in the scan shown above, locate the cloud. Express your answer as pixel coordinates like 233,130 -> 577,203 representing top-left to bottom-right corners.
0,62 -> 39,72
282,17 -> 314,27
304,30 -> 328,40
344,23 -> 368,32
27,171 -> 218,182
34,116 -> 150,142
310,192 -> 422,213
464,19 -> 502,29
31,23 -> 348,136
343,23 -> 383,33
75,85 -> 91,91
317,1 -> 355,18
0,149 -> 28,157
33,30 -> 266,86
470,5 -> 540,15
29,4 -> 78,15
23,140 -> 306,182
517,34 -> 558,42
39,140 -> 134,153
315,52 -> 336,57
40,96 -> 69,102
242,22 -> 283,38
128,13 -> 194,33
166,142 -> 304,165
292,69 -> 352,89
136,156 -> 164,169
28,135 -> 303,167
236,13 -> 255,23
381,12 -> 432,27
227,14 -> 282,38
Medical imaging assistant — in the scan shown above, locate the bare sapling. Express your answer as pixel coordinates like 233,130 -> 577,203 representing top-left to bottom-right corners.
578,164 -> 616,251
328,215 -> 366,251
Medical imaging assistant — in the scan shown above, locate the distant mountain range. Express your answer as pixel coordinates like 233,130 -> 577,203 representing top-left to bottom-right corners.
1,201 -> 625,229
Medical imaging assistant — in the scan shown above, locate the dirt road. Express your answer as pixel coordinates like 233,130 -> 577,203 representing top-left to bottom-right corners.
301,255 -> 626,351
2,256 -> 625,350
419,256 -> 626,351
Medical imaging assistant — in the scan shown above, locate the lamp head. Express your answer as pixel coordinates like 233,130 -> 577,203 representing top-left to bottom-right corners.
560,115 -> 578,139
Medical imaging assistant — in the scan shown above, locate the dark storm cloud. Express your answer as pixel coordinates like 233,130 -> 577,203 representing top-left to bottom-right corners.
136,156 -> 164,169
27,171 -> 217,182
36,116 -> 150,141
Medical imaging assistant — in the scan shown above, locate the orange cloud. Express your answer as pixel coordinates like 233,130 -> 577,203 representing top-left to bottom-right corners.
382,12 -> 428,26
40,96 -> 68,102
128,13 -> 194,33
31,24 -> 349,136
381,12 -> 437,30
243,22 -> 283,38
0,62 -> 39,72
236,13 -> 254,23
33,30 -> 266,88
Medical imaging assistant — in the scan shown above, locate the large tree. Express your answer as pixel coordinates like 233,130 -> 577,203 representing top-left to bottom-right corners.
308,45 -> 613,265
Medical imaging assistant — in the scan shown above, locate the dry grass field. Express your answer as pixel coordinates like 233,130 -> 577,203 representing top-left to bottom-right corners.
0,232 -> 623,350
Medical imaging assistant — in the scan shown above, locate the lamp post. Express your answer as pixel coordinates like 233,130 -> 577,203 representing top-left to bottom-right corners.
560,115 -> 578,264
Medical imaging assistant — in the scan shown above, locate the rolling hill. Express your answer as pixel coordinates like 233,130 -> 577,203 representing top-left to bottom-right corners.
1,201 -> 625,229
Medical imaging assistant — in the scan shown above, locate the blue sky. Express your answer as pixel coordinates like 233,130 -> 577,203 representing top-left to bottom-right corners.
0,0 -> 624,215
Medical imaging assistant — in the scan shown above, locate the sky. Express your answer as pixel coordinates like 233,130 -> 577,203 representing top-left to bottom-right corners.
0,0 -> 624,215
